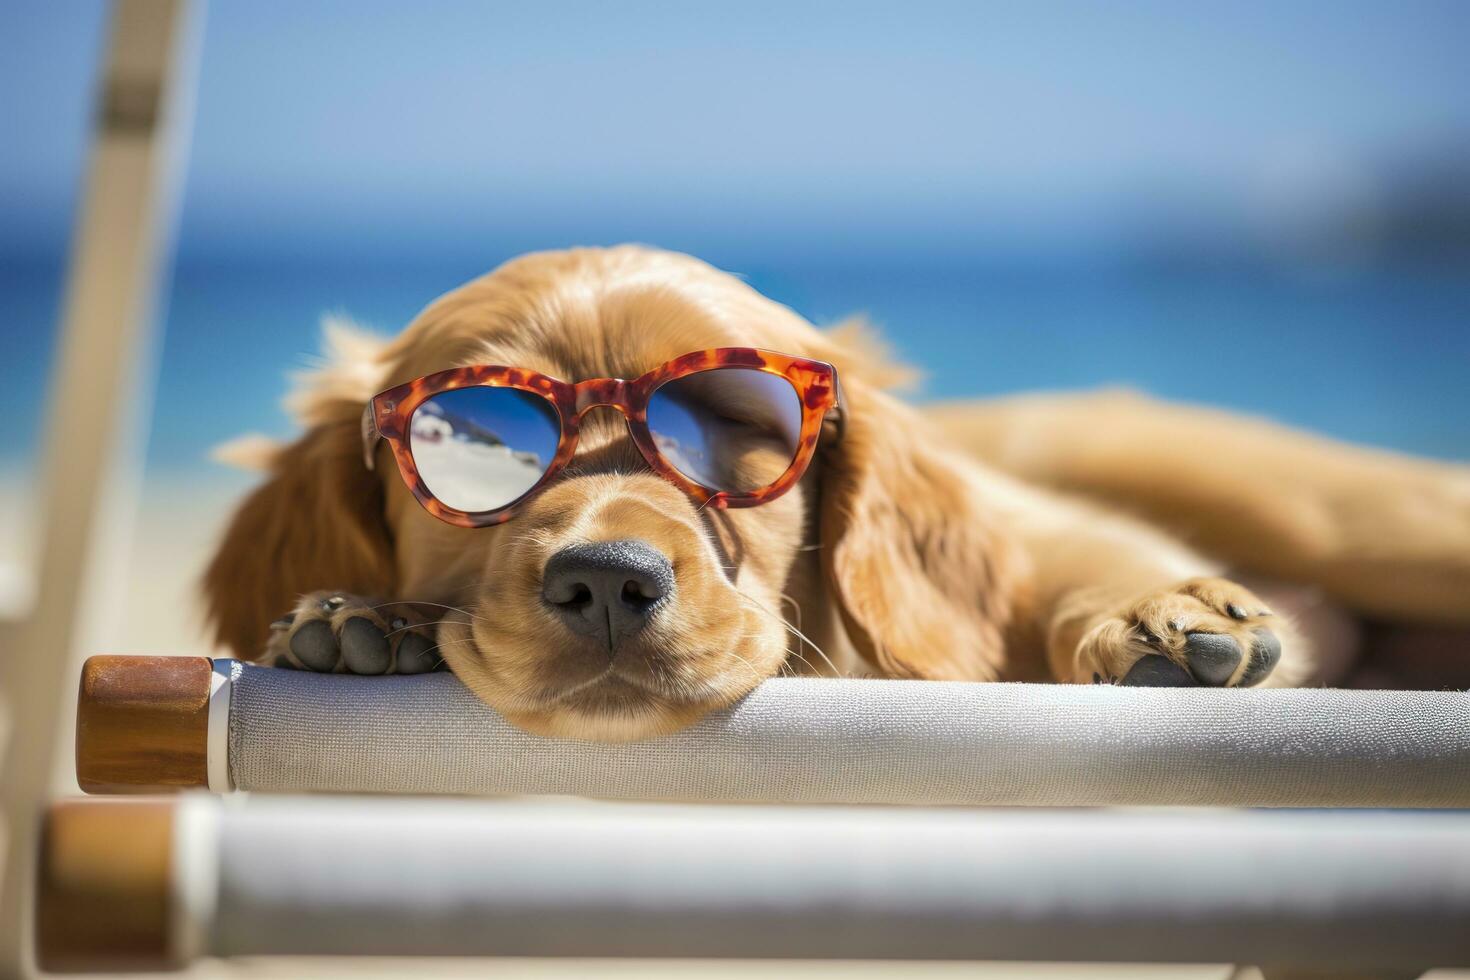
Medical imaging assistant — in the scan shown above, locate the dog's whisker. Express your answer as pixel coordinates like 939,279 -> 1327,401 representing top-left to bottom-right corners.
718,648 -> 769,687
785,628 -> 838,675
784,648 -> 817,675
736,590 -> 839,676
364,599 -> 493,625
778,592 -> 805,634
395,632 -> 472,670
784,646 -> 834,679
698,640 -> 776,693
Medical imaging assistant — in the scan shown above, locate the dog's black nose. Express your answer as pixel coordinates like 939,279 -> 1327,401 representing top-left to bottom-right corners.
542,539 -> 674,651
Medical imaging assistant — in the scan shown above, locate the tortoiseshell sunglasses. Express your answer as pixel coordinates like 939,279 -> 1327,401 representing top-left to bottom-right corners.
362,348 -> 844,528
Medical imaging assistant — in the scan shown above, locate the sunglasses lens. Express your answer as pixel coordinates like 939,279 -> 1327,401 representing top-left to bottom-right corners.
410,387 -> 560,513
647,368 -> 803,493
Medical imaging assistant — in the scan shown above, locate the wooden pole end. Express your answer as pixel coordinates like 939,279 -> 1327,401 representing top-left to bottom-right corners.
36,799 -> 181,972
76,655 -> 212,794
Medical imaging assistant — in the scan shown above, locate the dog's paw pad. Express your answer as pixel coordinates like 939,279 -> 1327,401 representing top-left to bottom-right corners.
1077,577 -> 1289,688
1120,654 -> 1199,687
340,616 -> 392,675
264,592 -> 446,674
395,631 -> 440,674
1181,631 -> 1243,685
1238,628 -> 1282,686
289,619 -> 340,672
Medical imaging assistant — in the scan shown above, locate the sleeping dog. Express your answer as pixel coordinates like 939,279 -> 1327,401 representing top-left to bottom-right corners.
203,246 -> 1470,740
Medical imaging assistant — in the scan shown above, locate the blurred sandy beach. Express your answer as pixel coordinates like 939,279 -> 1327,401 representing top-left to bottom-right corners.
0,465 -> 248,657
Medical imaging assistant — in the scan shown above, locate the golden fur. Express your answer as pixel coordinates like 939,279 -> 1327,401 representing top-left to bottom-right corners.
203,246 -> 1470,740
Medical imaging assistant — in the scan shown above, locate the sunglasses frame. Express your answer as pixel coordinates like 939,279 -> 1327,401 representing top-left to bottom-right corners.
362,347 -> 844,528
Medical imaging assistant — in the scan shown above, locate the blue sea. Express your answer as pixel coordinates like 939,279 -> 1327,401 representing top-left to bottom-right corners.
3,249 -> 1468,481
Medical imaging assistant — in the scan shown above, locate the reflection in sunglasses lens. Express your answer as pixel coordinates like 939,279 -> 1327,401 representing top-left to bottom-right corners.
410,387 -> 560,513
647,368 -> 802,493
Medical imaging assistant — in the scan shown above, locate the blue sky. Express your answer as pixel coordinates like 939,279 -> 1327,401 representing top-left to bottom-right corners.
3,1 -> 1468,469
6,0 -> 1470,262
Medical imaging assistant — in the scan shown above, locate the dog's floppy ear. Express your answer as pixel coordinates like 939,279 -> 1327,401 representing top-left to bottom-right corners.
203,318 -> 395,659
202,413 -> 396,660
818,377 -> 1022,680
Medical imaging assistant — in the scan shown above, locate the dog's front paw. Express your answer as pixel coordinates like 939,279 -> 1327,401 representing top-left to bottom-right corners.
264,591 -> 445,675
1076,578 -> 1290,687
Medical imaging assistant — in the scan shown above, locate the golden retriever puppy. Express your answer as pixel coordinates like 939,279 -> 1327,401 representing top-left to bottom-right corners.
203,245 -> 1470,740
